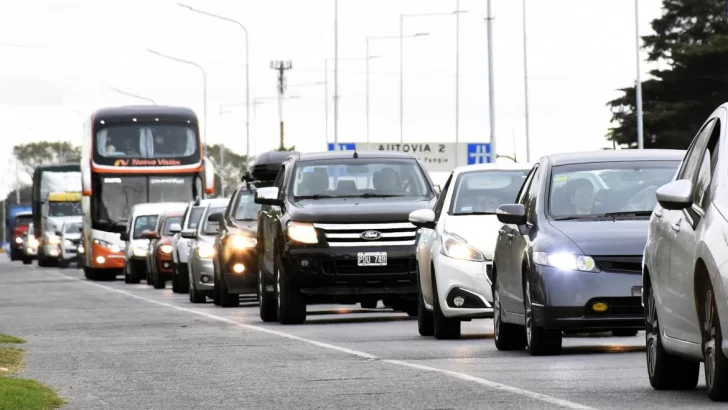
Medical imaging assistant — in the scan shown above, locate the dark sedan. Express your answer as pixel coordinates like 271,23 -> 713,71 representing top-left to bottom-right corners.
491,149 -> 684,356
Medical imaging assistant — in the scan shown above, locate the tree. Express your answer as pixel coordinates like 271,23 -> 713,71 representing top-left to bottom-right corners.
275,145 -> 296,152
606,0 -> 728,149
13,142 -> 81,178
205,144 -> 252,197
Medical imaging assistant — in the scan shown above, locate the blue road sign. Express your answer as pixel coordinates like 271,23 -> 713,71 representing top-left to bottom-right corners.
466,143 -> 492,164
327,143 -> 356,151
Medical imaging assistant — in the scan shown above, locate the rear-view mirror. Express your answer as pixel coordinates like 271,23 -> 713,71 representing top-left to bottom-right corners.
55,231 -> 62,237
409,208 -> 436,230
207,212 -> 224,224
120,232 -> 129,242
181,229 -> 196,239
255,187 -> 282,206
496,204 -> 527,226
168,223 -> 182,234
205,224 -> 220,236
656,179 -> 692,210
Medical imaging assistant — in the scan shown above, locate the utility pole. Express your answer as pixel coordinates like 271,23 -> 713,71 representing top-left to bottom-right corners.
522,0 -> 531,162
455,0 -> 461,166
486,1 -> 497,163
333,0 -> 340,149
634,0 -> 644,149
270,60 -> 293,150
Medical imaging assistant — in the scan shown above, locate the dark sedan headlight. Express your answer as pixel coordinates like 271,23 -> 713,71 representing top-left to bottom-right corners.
440,232 -> 485,262
533,251 -> 597,272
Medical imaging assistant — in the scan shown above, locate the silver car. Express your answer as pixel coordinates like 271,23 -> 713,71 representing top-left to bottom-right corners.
187,199 -> 229,303
170,200 -> 209,294
59,219 -> 83,268
643,104 -> 728,401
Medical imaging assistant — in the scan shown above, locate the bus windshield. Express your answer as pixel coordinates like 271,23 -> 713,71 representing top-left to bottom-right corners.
49,201 -> 82,217
94,124 -> 200,165
93,176 -> 196,228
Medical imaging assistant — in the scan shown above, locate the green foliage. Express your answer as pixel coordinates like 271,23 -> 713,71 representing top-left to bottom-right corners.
607,0 -> 728,149
276,145 -> 296,152
205,144 -> 252,197
12,142 -> 81,178
0,335 -> 25,345
0,377 -> 65,410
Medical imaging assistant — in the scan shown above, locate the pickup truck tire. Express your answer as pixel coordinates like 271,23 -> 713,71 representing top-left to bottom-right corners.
22,257 -> 32,265
189,281 -> 206,303
259,268 -> 277,322
84,266 -> 95,280
276,256 -> 306,325
218,272 -> 240,308
152,269 -> 165,289
175,264 -> 190,293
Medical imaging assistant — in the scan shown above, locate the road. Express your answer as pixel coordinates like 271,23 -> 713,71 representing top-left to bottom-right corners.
0,258 -> 723,410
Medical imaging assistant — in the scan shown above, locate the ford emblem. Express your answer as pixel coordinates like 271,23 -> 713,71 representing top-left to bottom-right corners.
360,230 -> 382,240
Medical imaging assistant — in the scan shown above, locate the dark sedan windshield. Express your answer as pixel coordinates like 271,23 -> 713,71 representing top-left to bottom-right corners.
291,159 -> 431,199
234,192 -> 260,221
549,160 -> 680,219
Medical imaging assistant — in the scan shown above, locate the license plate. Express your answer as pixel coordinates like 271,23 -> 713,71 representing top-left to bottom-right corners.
357,252 -> 387,266
632,286 -> 642,297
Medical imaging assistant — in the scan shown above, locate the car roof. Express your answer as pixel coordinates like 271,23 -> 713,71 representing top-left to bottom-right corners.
547,149 -> 686,166
453,162 -> 533,175
131,202 -> 188,216
295,150 -> 416,161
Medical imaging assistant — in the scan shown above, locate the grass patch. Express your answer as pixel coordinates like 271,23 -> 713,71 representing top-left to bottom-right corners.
0,334 -> 25,344
0,347 -> 24,374
0,378 -> 65,410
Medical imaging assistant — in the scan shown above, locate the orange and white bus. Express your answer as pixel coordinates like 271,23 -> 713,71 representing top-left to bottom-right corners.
80,105 -> 215,280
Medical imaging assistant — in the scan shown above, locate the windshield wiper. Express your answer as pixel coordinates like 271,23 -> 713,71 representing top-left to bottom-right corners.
294,194 -> 338,200
600,211 -> 653,218
342,193 -> 405,198
453,211 -> 496,216
234,218 -> 257,222
552,215 -> 592,221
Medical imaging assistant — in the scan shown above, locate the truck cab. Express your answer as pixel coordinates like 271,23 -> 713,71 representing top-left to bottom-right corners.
255,150 -> 436,324
8,210 -> 32,262
38,192 -> 83,266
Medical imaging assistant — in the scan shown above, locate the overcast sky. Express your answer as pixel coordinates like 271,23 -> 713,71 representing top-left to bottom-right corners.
0,0 -> 663,198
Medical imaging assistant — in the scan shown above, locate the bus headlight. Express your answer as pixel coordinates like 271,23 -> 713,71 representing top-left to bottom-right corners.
94,238 -> 121,253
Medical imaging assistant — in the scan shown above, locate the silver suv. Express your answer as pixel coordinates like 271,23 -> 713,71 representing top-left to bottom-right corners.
643,104 -> 728,401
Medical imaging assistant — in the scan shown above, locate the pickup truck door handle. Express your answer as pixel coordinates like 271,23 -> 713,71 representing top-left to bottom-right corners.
654,209 -> 662,218
671,219 -> 681,232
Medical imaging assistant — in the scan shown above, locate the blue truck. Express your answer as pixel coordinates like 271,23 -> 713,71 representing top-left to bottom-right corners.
4,204 -> 33,261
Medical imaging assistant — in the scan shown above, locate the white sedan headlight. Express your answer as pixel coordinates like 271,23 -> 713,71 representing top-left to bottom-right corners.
197,243 -> 215,259
440,232 -> 485,262
159,244 -> 174,254
132,247 -> 148,257
533,251 -> 597,272
287,222 -> 318,244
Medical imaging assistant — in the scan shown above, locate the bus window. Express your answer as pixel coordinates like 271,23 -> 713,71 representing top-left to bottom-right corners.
95,125 -> 198,159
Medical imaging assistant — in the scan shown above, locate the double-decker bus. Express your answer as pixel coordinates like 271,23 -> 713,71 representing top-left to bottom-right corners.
80,105 -> 215,280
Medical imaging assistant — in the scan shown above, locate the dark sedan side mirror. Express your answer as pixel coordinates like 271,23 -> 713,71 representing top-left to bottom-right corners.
181,229 -> 196,239
656,179 -> 692,210
496,204 -> 527,226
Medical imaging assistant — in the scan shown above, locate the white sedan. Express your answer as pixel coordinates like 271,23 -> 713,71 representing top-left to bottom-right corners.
409,163 -> 532,339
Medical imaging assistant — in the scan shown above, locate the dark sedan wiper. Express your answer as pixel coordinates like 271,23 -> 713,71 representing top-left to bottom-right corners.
293,194 -> 338,200
453,211 -> 496,216
552,215 -> 593,221
600,211 -> 653,218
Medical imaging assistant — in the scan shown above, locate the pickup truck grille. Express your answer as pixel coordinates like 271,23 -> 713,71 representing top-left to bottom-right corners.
313,222 -> 418,247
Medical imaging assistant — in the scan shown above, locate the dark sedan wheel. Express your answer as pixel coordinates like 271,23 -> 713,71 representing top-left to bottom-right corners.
432,272 -> 460,339
703,286 -> 728,401
258,268 -> 277,322
524,278 -> 562,356
493,276 -> 526,351
645,282 -> 698,390
417,281 -> 434,337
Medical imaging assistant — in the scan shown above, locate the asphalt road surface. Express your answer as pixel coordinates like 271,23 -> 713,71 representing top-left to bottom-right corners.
1,258 -> 724,410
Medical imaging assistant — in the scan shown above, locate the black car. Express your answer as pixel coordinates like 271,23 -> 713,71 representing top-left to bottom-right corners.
254,150 -> 437,324
491,149 -> 684,356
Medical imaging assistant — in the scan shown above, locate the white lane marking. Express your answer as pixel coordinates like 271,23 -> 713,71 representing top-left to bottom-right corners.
55,272 -> 596,410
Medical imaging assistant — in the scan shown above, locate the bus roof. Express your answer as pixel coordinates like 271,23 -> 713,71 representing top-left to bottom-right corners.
92,105 -> 198,126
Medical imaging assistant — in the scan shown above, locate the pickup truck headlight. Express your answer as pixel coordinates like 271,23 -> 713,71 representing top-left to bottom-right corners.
533,251 -> 597,272
132,246 -> 148,257
45,235 -> 61,245
229,235 -> 256,249
197,243 -> 215,259
28,236 -> 39,248
286,222 -> 318,244
159,244 -> 174,254
440,232 -> 485,262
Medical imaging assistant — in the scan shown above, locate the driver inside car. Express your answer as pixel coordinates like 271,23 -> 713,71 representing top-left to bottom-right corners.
567,179 -> 596,215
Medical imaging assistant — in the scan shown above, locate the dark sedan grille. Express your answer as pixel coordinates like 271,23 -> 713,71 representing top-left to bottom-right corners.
593,256 -> 642,274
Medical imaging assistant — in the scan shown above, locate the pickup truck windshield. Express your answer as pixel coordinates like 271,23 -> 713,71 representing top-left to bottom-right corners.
291,159 -> 431,199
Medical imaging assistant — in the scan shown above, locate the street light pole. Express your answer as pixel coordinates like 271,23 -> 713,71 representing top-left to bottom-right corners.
366,34 -> 426,147
485,0 -> 497,162
400,9 -> 466,145
334,0 -> 339,150
455,0 -> 460,167
109,87 -> 156,105
634,0 -> 644,149
522,0 -> 531,162
177,3 -> 252,162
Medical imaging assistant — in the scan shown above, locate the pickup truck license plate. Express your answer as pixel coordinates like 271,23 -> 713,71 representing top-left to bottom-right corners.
357,252 -> 387,266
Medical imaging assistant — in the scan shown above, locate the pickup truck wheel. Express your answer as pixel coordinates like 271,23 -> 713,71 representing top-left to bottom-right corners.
645,281 -> 699,389
276,258 -> 306,324
259,268 -> 277,321
189,280 -> 206,303
418,284 -> 434,336
84,266 -> 96,280
124,263 -> 133,284
177,263 -> 190,292
218,273 -> 240,308
432,271 -> 461,339
152,267 -> 165,289
22,257 -> 32,265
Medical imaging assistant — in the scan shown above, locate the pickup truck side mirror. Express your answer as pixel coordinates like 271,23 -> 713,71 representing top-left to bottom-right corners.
207,212 -> 224,224
168,223 -> 182,234
255,187 -> 282,206
181,229 -> 196,239
120,232 -> 129,241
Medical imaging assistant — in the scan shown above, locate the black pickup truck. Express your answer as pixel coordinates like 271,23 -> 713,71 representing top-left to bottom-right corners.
254,150 -> 437,324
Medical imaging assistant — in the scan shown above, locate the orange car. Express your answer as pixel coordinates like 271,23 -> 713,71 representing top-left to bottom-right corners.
146,212 -> 184,289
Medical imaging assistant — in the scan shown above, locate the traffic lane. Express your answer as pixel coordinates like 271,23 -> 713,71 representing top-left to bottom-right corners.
1,264 -> 577,410
49,267 -> 725,410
